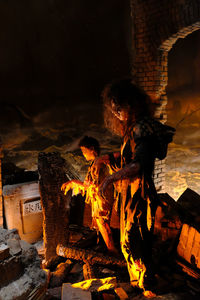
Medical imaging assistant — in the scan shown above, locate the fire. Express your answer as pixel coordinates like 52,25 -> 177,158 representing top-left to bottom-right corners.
71,277 -> 117,292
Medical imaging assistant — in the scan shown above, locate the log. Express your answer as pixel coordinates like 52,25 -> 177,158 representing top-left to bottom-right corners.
83,262 -> 95,280
57,244 -> 126,267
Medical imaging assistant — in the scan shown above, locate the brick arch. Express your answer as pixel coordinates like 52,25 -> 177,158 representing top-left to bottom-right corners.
130,0 -> 200,192
130,0 -> 200,114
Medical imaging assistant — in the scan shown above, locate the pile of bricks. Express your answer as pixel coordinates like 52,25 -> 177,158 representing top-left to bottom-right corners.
0,227 -> 47,300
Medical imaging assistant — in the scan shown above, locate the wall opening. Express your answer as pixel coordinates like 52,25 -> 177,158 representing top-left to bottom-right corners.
165,30 -> 200,200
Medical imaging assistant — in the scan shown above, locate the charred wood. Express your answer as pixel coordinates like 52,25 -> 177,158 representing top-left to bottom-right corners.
38,152 -> 70,265
57,244 -> 126,267
83,262 -> 95,280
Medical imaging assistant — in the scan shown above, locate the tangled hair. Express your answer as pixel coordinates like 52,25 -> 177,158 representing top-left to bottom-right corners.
79,136 -> 100,156
102,79 -> 154,136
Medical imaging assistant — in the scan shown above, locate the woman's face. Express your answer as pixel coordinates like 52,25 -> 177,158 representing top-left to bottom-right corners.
110,99 -> 129,122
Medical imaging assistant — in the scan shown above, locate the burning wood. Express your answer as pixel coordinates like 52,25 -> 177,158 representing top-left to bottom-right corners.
83,262 -> 95,280
57,244 -> 126,267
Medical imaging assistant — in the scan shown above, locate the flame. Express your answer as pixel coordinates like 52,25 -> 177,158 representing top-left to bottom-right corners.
71,277 -> 117,292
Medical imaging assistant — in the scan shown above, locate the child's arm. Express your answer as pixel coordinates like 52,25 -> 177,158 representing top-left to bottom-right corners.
61,179 -> 89,195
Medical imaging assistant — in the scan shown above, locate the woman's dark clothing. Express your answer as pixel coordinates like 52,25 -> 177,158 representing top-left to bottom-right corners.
111,117 -> 175,289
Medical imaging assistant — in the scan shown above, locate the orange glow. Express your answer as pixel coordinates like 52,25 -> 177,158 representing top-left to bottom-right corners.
61,180 -> 116,253
71,277 -> 117,292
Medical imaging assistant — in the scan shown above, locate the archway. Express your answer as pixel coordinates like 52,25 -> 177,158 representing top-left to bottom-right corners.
166,29 -> 200,199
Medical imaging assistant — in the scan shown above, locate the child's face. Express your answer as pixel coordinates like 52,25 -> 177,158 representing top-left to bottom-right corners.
80,146 -> 96,161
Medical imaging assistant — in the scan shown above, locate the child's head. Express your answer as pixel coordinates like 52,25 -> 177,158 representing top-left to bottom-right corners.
79,136 -> 100,161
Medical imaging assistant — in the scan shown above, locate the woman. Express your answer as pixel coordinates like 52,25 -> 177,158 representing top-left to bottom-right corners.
99,79 -> 175,296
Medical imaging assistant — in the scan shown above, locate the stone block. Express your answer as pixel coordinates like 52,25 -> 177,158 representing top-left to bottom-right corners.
0,244 -> 10,260
3,181 -> 43,243
0,256 -> 23,288
6,238 -> 21,255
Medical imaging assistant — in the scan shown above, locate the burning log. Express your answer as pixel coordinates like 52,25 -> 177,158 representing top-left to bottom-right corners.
57,244 -> 126,267
83,262 -> 95,280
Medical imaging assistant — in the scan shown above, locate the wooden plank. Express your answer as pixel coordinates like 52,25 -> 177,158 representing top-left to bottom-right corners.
177,224 -> 189,258
184,226 -> 196,262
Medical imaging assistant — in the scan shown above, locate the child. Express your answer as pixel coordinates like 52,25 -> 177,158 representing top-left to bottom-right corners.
61,136 -> 117,255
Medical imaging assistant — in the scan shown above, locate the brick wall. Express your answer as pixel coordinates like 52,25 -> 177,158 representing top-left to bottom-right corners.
130,0 -> 200,192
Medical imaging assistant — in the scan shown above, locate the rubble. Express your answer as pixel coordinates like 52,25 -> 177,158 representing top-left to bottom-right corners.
177,188 -> 200,226
49,260 -> 73,288
0,243 -> 9,260
0,227 -> 47,300
2,154 -> 200,300
62,283 -> 92,300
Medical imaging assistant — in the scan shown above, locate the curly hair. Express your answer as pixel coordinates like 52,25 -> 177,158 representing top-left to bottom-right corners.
102,79 -> 153,136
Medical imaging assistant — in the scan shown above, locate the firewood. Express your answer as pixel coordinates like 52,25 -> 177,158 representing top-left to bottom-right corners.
83,262 -> 95,280
57,244 -> 126,267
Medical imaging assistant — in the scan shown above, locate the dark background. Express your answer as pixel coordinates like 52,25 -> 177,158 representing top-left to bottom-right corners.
0,0 -> 131,114
0,1 -> 200,199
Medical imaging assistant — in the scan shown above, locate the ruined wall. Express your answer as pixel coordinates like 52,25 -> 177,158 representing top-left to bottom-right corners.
130,0 -> 200,191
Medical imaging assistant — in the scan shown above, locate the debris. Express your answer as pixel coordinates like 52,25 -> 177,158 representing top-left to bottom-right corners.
0,227 -> 47,300
49,260 -> 72,288
0,244 -> 10,260
155,193 -> 183,242
177,224 -> 200,270
101,268 -> 115,275
101,293 -> 116,300
6,238 -> 21,255
70,262 -> 83,274
177,188 -> 200,225
62,283 -> 92,300
176,260 -> 200,280
46,286 -> 62,299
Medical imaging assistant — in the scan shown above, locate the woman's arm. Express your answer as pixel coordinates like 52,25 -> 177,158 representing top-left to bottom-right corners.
99,161 -> 140,198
